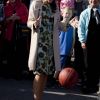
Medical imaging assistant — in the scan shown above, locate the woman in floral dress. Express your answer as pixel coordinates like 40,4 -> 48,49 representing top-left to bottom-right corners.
27,0 -> 61,100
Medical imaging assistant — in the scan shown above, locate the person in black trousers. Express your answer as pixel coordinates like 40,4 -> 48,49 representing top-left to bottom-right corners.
78,0 -> 100,94
73,0 -> 88,88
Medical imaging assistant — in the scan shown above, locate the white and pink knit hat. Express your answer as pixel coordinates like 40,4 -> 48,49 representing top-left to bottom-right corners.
60,0 -> 75,9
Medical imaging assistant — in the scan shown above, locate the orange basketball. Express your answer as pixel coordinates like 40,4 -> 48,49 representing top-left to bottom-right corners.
58,67 -> 78,88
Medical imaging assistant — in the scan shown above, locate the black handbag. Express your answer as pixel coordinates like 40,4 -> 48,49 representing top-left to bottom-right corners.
16,23 -> 31,39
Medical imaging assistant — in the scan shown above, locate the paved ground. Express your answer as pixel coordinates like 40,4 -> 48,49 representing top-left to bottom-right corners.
0,77 -> 99,100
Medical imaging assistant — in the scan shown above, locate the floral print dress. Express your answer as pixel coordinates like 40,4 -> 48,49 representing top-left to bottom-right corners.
34,3 -> 55,75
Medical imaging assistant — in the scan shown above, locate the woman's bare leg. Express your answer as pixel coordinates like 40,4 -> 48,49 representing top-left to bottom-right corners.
33,74 -> 47,100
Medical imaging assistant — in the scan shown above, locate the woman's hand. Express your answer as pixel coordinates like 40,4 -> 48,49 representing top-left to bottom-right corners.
6,13 -> 20,22
33,16 -> 41,29
54,71 -> 60,80
12,13 -> 20,21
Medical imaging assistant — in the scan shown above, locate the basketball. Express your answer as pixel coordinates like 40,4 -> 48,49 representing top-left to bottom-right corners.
58,67 -> 78,88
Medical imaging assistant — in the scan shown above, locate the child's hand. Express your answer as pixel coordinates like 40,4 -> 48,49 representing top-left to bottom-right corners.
69,16 -> 79,28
